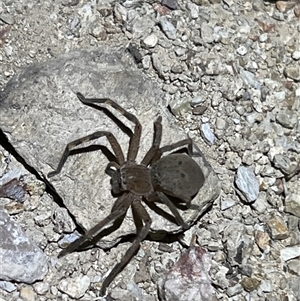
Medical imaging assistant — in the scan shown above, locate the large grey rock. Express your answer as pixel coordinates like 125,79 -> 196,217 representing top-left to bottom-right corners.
0,47 -> 220,248
158,245 -> 215,301
0,209 -> 48,283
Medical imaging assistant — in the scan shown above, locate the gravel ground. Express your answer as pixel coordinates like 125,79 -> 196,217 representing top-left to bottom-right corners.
0,0 -> 300,300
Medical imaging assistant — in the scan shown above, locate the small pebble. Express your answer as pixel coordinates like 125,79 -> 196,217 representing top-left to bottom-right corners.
19,286 -> 36,301
287,259 -> 300,275
143,34 -> 158,48
0,13 -> 15,25
276,1 -> 296,13
162,0 -> 177,10
267,216 -> 289,240
237,45 -> 248,55
276,109 -> 298,129
0,280 -> 16,293
284,66 -> 300,82
241,277 -> 261,292
227,283 -> 243,297
192,105 -> 207,115
255,230 -> 270,252
159,17 -> 176,40
34,282 -> 50,295
273,154 -> 293,175
201,23 -> 214,44
285,193 -> 300,217
201,123 -> 215,144
259,33 -> 268,42
280,246 -> 300,261
235,166 -> 259,202
58,275 -> 90,299
292,51 -> 300,60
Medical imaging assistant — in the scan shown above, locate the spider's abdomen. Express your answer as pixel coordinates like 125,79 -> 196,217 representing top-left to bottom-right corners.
150,153 -> 204,202
120,163 -> 153,195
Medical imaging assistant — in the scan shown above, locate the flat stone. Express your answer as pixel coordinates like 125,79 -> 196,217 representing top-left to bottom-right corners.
192,106 -> 207,116
235,166 -> 259,202
0,280 -> 16,292
0,13 -> 15,25
159,17 -> 176,40
280,246 -> 300,261
33,282 -> 50,295
186,3 -> 199,19
191,93 -> 208,106
240,70 -> 261,89
201,123 -> 216,145
0,48 -> 220,248
0,209 -> 48,283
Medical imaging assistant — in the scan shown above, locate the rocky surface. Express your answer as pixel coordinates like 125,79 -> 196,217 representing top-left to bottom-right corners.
0,0 -> 299,300
0,48 -> 219,248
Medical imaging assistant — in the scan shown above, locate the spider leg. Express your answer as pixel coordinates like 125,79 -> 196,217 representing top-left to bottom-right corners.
145,134 -> 194,166
154,192 -> 189,230
159,138 -> 193,155
77,92 -> 142,162
100,198 -> 151,296
58,193 -> 132,258
48,131 -> 124,177
141,116 -> 162,166
105,161 -> 120,177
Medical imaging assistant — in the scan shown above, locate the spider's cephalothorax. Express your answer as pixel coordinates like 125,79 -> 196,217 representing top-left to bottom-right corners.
48,92 -> 205,296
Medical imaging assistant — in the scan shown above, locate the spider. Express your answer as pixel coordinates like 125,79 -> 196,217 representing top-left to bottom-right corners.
48,92 -> 205,296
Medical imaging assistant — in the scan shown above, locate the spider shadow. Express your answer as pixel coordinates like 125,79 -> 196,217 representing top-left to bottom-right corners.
74,189 -> 200,252
82,102 -> 133,138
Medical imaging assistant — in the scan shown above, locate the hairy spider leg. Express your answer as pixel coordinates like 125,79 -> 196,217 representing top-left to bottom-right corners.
105,161 -> 120,177
100,197 -> 151,296
48,131 -> 125,177
154,192 -> 189,229
77,92 -> 142,162
58,193 -> 132,258
141,116 -> 162,166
